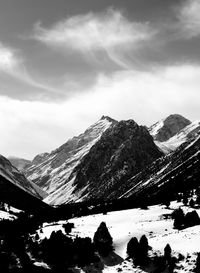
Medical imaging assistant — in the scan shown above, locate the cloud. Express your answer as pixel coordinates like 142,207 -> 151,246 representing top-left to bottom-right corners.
34,8 -> 155,68
177,0 -> 200,38
0,42 -> 64,98
0,43 -> 21,72
1,64 -> 200,159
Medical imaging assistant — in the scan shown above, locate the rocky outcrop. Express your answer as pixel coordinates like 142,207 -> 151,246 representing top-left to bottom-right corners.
32,153 -> 49,166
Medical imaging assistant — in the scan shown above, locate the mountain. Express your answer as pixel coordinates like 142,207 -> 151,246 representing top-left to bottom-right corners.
44,119 -> 162,205
117,126 -> 200,203
0,154 -> 50,214
26,117 -> 163,205
25,113 -> 200,207
153,120 -> 200,154
149,114 -> 191,142
26,116 -> 116,195
8,156 -> 32,171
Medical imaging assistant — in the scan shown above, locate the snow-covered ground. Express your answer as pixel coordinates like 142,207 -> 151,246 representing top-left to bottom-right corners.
39,201 -> 200,272
0,209 -> 17,220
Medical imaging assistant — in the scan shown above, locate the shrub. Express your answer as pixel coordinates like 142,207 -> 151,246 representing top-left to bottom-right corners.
172,208 -> 185,229
139,235 -> 149,257
164,244 -> 171,262
184,210 -> 200,228
63,222 -> 74,234
127,237 -> 139,259
93,222 -> 113,256
189,198 -> 195,208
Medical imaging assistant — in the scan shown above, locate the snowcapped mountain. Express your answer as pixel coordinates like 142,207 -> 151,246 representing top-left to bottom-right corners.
26,116 -> 116,199
43,119 -> 162,205
23,113 -> 200,207
149,114 -> 191,142
149,114 -> 200,154
26,117 -> 162,205
118,127 -> 200,202
154,120 -> 200,154
0,154 -> 49,214
108,116 -> 200,203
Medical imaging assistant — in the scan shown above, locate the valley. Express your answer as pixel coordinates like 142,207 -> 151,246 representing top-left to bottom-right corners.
0,113 -> 200,272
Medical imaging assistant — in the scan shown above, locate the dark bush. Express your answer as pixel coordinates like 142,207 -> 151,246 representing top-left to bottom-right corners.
184,210 -> 200,228
189,199 -> 195,208
139,235 -> 149,257
153,255 -> 166,272
93,222 -> 113,256
62,222 -> 74,234
164,244 -> 171,262
172,208 -> 185,229
127,237 -> 139,259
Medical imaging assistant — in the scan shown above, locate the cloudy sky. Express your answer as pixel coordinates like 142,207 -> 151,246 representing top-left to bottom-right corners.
0,0 -> 200,159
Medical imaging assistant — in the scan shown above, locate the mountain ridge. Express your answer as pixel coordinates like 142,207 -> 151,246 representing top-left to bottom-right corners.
10,113 -> 200,207
42,118 -> 163,204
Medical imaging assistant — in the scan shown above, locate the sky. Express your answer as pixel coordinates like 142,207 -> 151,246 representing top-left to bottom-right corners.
0,0 -> 200,159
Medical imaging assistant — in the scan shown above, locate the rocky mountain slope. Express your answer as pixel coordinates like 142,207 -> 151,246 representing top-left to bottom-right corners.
25,117 -> 163,205
0,154 -> 49,214
153,120 -> 200,154
25,116 -> 116,196
149,114 -> 200,154
8,156 -> 32,171
24,113 -> 200,206
149,114 -> 191,142
44,120 -> 162,205
117,125 -> 200,203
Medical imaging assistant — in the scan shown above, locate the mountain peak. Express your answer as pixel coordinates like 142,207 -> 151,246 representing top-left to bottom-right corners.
100,115 -> 117,123
150,114 -> 191,142
164,114 -> 191,124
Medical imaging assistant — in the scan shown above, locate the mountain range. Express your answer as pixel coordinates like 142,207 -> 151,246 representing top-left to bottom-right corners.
5,113 -> 199,209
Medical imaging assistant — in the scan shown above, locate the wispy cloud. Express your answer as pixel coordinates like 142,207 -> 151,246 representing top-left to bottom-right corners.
0,43 -> 21,72
177,0 -> 200,38
34,8 -> 155,69
1,64 -> 200,158
0,42 -> 64,98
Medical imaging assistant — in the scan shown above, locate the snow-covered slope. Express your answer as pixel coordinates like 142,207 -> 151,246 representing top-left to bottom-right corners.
26,114 -> 199,207
40,202 -> 200,272
0,154 -> 50,214
44,119 -> 162,205
0,155 -> 43,199
116,128 -> 200,202
149,114 -> 191,143
149,114 -> 200,154
26,116 -> 115,199
155,120 -> 200,154
26,116 -> 163,206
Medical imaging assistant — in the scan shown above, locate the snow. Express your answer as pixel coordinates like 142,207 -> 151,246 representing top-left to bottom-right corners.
155,120 -> 200,154
28,118 -> 113,205
39,202 -> 200,272
149,120 -> 164,137
0,210 -> 16,220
